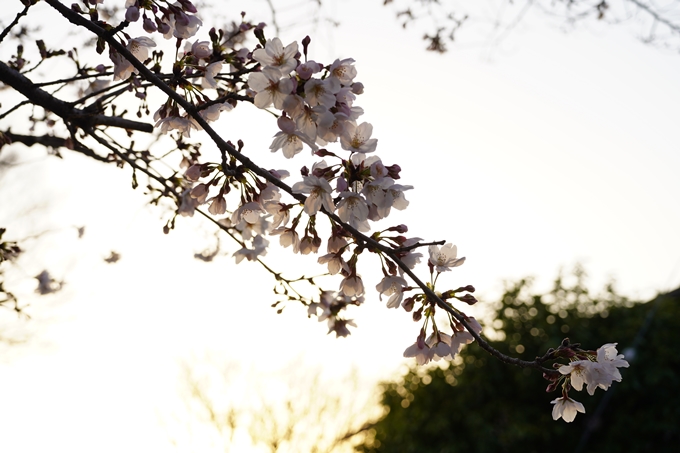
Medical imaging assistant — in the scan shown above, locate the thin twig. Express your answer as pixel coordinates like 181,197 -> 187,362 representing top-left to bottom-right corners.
0,3 -> 31,44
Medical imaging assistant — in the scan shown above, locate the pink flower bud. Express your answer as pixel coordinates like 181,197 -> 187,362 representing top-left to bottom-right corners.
179,0 -> 197,13
184,164 -> 202,181
125,6 -> 140,22
336,176 -> 348,192
386,164 -> 401,179
143,17 -> 157,33
277,116 -> 296,134
157,20 -> 171,35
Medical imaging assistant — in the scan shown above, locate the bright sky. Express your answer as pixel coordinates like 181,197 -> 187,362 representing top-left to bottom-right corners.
1,0 -> 679,452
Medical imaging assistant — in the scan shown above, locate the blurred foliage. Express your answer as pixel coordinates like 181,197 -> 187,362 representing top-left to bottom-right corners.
358,266 -> 680,452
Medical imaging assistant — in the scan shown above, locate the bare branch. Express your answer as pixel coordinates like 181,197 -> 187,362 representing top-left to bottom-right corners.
0,2 -> 32,44
0,60 -> 153,133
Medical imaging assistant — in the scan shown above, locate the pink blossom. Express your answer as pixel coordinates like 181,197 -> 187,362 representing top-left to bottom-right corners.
111,36 -> 156,81
248,68 -> 293,109
376,275 -> 408,308
340,121 -> 377,154
252,38 -> 298,76
292,175 -> 335,215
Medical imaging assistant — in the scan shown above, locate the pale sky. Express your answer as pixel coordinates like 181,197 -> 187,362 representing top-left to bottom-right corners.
1,0 -> 679,451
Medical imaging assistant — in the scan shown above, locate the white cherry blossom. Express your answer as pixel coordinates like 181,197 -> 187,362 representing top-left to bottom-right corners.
270,116 -> 317,158
329,58 -> 357,85
199,101 -> 233,123
376,275 -> 408,308
316,111 -> 349,145
263,201 -> 290,229
248,68 -> 293,109
292,175 -> 335,215
336,192 -> 370,232
317,253 -> 348,275
340,122 -> 377,154
233,235 -> 269,264
202,62 -> 222,88
339,274 -> 365,297
304,78 -> 341,108
428,243 -> 465,272
231,201 -> 264,225
111,36 -> 156,80
252,38 -> 298,76
551,397 -> 586,423
270,227 -> 300,253
403,338 -> 435,365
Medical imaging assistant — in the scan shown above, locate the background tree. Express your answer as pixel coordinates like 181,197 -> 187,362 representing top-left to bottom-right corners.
360,268 -> 680,452
158,357 -> 380,452
378,0 -> 680,53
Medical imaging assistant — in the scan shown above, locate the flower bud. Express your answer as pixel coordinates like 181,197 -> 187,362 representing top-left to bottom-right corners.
301,35 -> 311,58
125,6 -> 140,22
184,164 -> 202,181
143,17 -> 158,33
336,176 -> 348,192
351,82 -> 364,94
386,164 -> 401,179
387,224 -> 408,233
401,297 -> 415,312
157,20 -> 171,35
179,0 -> 197,13
457,294 -> 478,305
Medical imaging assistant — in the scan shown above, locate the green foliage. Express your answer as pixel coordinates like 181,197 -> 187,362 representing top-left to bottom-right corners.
359,268 -> 680,452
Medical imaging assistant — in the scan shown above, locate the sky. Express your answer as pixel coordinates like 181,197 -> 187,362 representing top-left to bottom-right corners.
1,0 -> 679,451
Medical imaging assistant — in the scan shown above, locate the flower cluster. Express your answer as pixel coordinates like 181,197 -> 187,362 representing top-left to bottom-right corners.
547,342 -> 630,422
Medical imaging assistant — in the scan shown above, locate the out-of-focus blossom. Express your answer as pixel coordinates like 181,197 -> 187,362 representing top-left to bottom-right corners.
233,235 -> 269,264
202,62 -> 222,88
111,36 -> 156,80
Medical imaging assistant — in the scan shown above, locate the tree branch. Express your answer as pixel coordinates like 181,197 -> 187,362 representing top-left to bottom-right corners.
627,0 -> 680,34
0,60 -> 153,133
4,130 -> 110,162
0,2 -> 31,44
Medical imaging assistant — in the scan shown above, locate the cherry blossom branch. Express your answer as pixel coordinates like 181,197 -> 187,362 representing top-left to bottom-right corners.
41,0 -> 558,374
